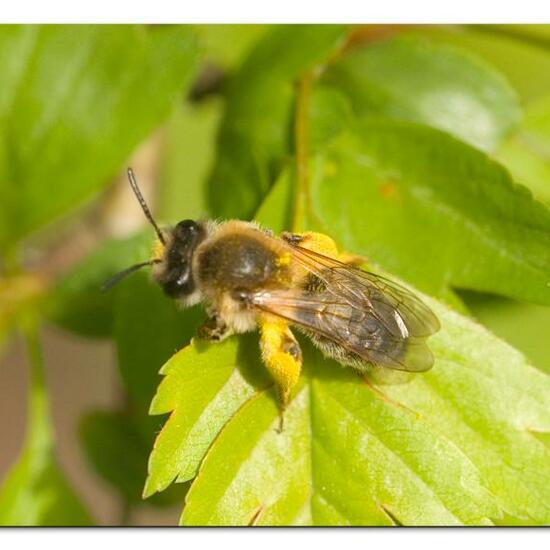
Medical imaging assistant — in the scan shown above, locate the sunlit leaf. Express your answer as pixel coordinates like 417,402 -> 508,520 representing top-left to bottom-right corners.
146,295 -> 550,525
144,335 -> 270,498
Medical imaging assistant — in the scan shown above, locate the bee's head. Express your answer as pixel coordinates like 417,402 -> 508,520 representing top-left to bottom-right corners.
101,169 -> 205,300
152,219 -> 206,299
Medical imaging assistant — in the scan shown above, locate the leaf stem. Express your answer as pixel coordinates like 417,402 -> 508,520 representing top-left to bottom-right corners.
292,72 -> 314,233
20,312 -> 52,454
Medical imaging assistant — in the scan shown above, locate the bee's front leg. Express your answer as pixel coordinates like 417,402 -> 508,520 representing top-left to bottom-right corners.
258,315 -> 302,432
197,313 -> 233,342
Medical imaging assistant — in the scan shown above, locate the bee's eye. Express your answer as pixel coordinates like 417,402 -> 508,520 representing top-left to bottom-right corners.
174,219 -> 199,241
157,220 -> 205,299
161,266 -> 194,298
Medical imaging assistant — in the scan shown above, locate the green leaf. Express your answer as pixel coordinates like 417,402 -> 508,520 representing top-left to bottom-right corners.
498,95 -> 550,205
80,411 -> 149,504
462,291 -> 550,375
489,24 -> 550,44
307,120 -> 550,306
146,295 -> 550,525
0,322 -> 92,526
422,25 -> 550,104
325,35 -> 521,152
308,86 -> 354,151
253,169 -> 294,234
425,28 -> 550,205
207,25 -> 348,219
0,25 -> 197,249
157,99 -> 223,223
195,25 -> 269,69
99,269 -> 209,503
143,335 -> 271,498
0,448 -> 92,526
80,410 -> 187,507
47,231 -> 153,338
113,272 -> 204,407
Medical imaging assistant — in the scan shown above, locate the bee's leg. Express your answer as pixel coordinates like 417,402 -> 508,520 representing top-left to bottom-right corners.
258,316 -> 302,432
281,231 -> 365,265
197,313 -> 233,342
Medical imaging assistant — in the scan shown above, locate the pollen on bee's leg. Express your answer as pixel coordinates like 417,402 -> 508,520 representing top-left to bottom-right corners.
283,231 -> 340,258
151,237 -> 166,262
258,316 -> 302,432
337,251 -> 366,266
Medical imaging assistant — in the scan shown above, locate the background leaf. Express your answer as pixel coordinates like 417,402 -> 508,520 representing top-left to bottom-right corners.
80,411 -> 147,505
423,25 -> 550,104
71,247 -> 205,506
113,272 -> 204,407
326,35 -> 521,152
308,120 -> 550,306
157,100 -> 222,223
498,95 -> 550,205
0,447 -> 92,526
195,25 -> 269,70
462,292 -> 550,375
79,410 -> 188,508
308,86 -> 354,151
207,24 -> 348,219
0,25 -> 197,250
47,231 -> 153,338
0,323 -> 92,526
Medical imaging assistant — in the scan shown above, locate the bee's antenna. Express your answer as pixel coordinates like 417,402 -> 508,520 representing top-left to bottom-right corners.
100,260 -> 160,292
126,167 -> 166,245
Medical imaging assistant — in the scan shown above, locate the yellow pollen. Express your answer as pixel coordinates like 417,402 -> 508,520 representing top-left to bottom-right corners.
276,253 -> 291,267
152,238 -> 165,261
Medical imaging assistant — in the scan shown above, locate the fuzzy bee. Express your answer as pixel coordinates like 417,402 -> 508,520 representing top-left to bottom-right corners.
105,169 -> 440,410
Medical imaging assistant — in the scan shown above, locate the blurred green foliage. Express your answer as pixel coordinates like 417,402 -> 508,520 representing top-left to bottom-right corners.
0,25 -> 197,251
1,24 -> 550,526
207,25 -> 347,219
325,35 -> 521,152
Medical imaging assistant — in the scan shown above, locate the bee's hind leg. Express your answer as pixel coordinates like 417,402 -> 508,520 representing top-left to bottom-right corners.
258,315 -> 302,433
197,313 -> 233,342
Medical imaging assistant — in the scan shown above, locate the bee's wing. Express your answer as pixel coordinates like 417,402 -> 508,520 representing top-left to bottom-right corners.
285,244 -> 440,338
250,243 -> 440,373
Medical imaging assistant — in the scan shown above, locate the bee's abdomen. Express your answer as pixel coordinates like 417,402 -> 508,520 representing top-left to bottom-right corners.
197,234 -> 281,291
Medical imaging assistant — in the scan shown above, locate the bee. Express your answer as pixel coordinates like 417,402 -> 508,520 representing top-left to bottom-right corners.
105,169 -> 440,412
